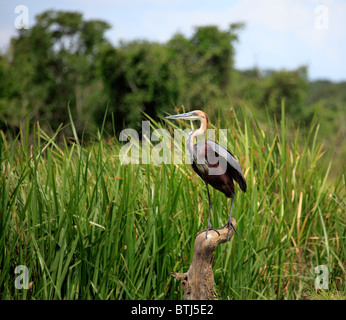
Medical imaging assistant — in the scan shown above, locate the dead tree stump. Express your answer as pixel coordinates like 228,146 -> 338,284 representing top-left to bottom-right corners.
170,218 -> 236,300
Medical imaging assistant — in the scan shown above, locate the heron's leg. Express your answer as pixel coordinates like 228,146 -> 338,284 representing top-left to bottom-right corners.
196,182 -> 220,239
227,197 -> 234,226
205,182 -> 212,230
226,197 -> 239,240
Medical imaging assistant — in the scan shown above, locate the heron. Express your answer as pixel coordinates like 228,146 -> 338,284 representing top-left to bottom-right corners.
166,110 -> 246,240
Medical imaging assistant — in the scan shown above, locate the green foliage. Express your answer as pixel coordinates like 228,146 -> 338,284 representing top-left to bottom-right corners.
168,23 -> 243,104
262,67 -> 308,117
0,105 -> 344,300
100,24 -> 243,131
0,10 -> 245,135
234,67 -> 345,179
100,41 -> 173,130
237,66 -> 309,120
0,10 -> 110,135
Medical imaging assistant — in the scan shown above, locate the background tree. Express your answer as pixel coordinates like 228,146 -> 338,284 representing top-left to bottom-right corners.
100,41 -> 173,131
261,66 -> 308,119
166,24 -> 243,108
0,10 -> 110,135
100,24 -> 243,132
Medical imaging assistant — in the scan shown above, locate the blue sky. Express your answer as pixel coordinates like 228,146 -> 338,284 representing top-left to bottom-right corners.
1,0 -> 345,81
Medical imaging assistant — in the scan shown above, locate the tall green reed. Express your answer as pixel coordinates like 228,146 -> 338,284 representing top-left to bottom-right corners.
0,103 -> 344,300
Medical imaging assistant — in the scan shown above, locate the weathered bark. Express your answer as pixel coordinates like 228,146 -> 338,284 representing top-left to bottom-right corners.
171,218 -> 236,300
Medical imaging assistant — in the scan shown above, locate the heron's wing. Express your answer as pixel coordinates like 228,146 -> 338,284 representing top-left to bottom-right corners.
206,140 -> 247,192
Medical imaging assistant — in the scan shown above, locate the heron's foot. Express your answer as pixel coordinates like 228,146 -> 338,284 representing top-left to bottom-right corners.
196,227 -> 220,239
222,221 -> 240,241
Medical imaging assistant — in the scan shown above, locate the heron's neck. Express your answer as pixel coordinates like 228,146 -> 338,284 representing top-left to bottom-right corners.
187,120 -> 207,157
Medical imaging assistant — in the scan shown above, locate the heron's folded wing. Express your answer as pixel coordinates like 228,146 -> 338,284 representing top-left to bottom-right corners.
207,140 -> 247,192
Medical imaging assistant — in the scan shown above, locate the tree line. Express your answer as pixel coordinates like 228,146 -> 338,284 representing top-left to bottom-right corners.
0,10 -> 344,140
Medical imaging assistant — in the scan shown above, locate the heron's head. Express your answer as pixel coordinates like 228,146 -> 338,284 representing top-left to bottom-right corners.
165,110 -> 208,125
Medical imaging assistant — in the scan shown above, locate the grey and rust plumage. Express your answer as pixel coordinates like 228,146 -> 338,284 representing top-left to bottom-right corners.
166,110 -> 246,239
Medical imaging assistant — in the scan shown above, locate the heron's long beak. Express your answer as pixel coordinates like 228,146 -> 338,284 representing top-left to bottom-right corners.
165,112 -> 200,121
